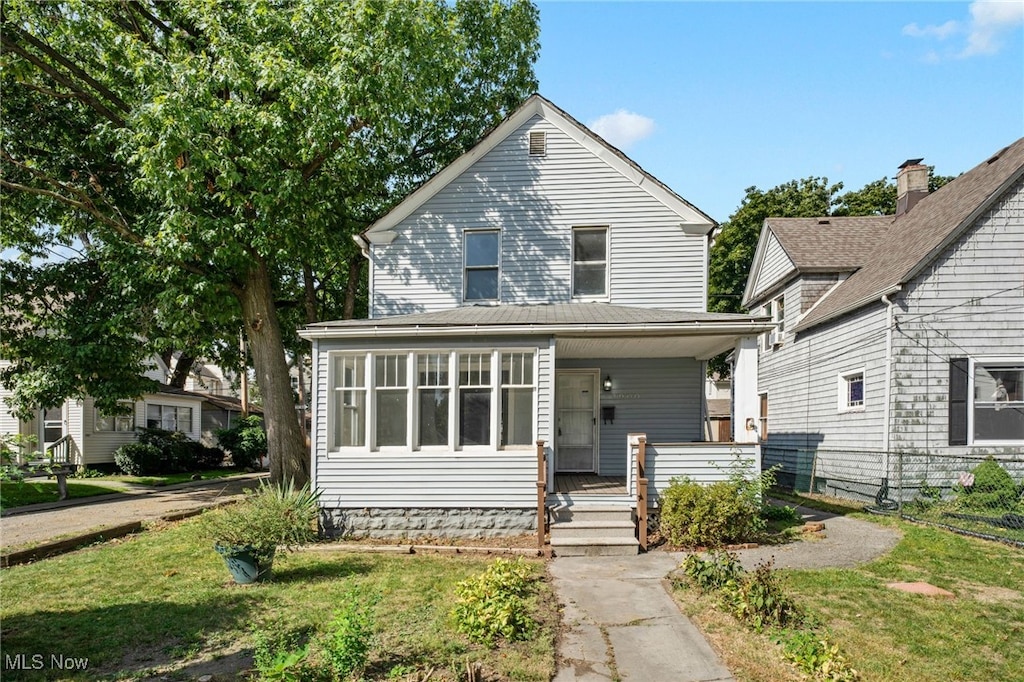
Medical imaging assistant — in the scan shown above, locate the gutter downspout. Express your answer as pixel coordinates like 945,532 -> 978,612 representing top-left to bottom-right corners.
881,290 -> 899,477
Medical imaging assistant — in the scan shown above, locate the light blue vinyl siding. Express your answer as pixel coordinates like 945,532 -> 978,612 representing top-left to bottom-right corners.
371,115 -> 707,317
310,335 -> 553,508
557,357 -> 704,475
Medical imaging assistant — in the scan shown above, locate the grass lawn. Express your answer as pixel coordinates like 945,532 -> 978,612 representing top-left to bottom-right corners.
674,513 -> 1024,682
0,480 -> 124,511
0,519 -> 556,681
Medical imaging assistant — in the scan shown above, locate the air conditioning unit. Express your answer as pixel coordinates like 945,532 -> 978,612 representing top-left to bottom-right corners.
767,331 -> 780,347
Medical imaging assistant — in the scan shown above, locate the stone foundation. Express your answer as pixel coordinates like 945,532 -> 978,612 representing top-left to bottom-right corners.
320,507 -> 536,540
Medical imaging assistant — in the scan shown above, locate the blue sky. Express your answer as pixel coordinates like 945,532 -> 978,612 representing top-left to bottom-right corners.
534,1 -> 1024,223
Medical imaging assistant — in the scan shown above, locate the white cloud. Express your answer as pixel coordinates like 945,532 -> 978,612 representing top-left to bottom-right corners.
961,0 -> 1024,57
903,1 -> 1023,60
587,110 -> 655,150
902,20 -> 959,40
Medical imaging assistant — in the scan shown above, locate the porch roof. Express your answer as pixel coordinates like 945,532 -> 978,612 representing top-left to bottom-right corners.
300,303 -> 771,360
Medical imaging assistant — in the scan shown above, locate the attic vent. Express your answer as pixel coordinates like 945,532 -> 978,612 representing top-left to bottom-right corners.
986,146 -> 1009,164
528,131 -> 546,156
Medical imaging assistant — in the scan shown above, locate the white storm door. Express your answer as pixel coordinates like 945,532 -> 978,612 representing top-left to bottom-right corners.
555,371 -> 598,473
41,405 -> 65,451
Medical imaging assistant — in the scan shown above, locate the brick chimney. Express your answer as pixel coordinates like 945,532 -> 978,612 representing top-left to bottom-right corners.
896,158 -> 928,216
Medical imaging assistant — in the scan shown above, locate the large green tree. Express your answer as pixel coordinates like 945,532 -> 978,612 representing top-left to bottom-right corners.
707,169 -> 954,376
0,0 -> 540,484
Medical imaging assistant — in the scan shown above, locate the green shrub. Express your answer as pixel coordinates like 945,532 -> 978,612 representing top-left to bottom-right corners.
760,503 -> 800,522
680,551 -> 743,592
113,442 -> 163,476
779,629 -> 859,681
958,457 -> 1018,511
659,475 -> 765,548
216,415 -> 267,469
451,557 -> 537,646
723,559 -> 802,631
252,624 -> 315,682
198,479 -> 320,555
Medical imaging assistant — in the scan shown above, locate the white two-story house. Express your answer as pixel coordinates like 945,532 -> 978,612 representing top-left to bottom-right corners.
301,95 -> 771,550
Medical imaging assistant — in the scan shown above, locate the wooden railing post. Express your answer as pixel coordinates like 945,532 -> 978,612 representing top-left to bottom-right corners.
636,437 -> 648,551
536,440 -> 546,551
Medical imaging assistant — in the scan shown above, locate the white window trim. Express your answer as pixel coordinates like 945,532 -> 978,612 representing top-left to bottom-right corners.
837,369 -> 866,413
571,225 -> 610,301
326,348 -> 538,455
95,402 -> 135,432
372,352 -> 413,452
499,350 -> 538,450
967,356 -> 1024,446
462,229 -> 501,303
328,351 -> 370,453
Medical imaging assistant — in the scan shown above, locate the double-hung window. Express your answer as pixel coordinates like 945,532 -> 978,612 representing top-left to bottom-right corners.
458,353 -> 492,446
971,361 -> 1024,443
501,352 -> 535,448
374,354 -> 408,447
331,354 -> 366,448
146,404 -> 192,432
464,230 -> 499,301
417,354 -> 450,447
96,404 -> 134,432
572,227 -> 608,298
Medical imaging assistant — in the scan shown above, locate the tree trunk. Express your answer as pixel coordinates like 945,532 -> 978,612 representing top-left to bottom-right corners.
343,255 -> 363,320
236,257 -> 309,486
168,354 -> 195,389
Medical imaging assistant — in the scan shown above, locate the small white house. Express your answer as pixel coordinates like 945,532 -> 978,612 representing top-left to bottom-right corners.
301,95 -> 770,551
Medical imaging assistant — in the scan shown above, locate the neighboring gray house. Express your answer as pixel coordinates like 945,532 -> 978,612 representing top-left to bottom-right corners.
744,139 -> 1024,498
300,95 -> 770,551
1,357 -> 205,467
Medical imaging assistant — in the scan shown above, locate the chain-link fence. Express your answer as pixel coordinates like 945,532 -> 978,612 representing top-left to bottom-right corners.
763,446 -> 1024,547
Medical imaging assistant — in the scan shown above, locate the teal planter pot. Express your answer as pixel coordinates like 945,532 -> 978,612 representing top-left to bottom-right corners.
215,544 -> 276,583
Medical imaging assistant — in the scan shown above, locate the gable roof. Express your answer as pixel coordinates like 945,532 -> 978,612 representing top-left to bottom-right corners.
360,94 -> 715,243
796,137 -> 1024,331
743,215 -> 892,306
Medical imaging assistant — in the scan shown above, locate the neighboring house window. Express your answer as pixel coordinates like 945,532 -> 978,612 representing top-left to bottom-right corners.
331,354 -> 366,448
374,354 -> 409,448
955,359 -> 1024,444
417,353 -> 449,447
500,352 -> 535,448
458,352 -> 492,446
95,404 -> 133,432
775,296 -> 785,335
464,230 -> 499,301
838,370 -> 865,411
762,297 -> 784,350
572,227 -> 608,298
146,404 -> 192,432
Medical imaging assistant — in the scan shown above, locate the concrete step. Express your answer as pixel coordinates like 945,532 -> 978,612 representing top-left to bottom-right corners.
550,536 -> 639,557
549,505 -> 634,524
549,520 -> 637,539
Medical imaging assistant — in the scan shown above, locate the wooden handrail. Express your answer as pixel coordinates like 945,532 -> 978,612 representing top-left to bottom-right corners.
636,436 -> 648,551
45,434 -> 73,465
536,440 -> 546,551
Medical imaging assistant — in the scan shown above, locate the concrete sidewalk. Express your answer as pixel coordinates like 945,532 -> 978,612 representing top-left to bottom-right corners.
551,553 -> 734,682
0,473 -> 266,550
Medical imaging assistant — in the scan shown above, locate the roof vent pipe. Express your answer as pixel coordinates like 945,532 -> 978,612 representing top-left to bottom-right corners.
896,158 -> 929,216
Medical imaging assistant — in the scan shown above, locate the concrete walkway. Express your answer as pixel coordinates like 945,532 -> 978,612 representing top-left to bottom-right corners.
0,473 -> 266,550
550,504 -> 902,681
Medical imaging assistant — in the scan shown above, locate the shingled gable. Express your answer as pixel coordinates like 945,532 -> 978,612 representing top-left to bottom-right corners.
357,93 -> 715,247
743,215 -> 893,307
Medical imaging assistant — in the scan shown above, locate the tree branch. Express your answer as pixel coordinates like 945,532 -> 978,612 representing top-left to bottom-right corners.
0,33 -> 125,127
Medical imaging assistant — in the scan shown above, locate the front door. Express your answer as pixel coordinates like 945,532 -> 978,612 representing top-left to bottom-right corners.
555,371 -> 598,473
41,405 -> 65,453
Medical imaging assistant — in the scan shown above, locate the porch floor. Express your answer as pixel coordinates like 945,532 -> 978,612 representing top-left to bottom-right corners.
554,474 -> 627,495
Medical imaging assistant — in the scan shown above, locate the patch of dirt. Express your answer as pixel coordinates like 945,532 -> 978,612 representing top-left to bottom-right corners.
956,582 -> 1023,604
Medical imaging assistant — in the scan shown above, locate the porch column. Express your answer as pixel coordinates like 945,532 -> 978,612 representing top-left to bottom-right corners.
732,336 -> 759,444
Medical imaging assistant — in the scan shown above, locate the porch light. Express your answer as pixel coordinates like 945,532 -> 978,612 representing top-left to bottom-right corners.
603,375 -> 612,392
